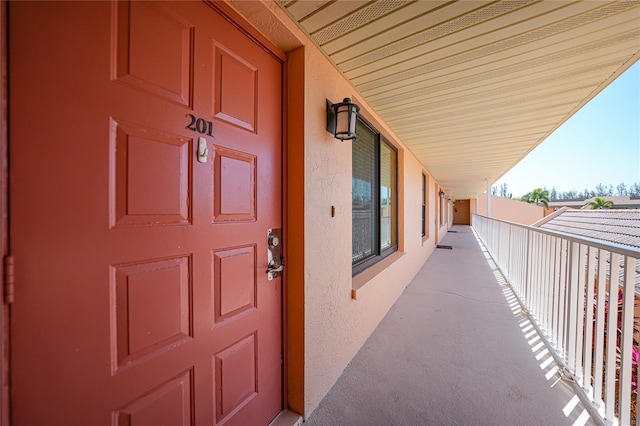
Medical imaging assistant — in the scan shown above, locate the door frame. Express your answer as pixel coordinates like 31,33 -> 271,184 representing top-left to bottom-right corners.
0,1 -> 9,424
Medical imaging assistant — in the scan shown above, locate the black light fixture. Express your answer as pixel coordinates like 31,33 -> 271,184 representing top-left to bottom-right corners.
439,190 -> 445,199
326,97 -> 360,141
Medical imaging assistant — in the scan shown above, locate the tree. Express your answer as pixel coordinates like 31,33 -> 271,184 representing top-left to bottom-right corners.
586,197 -> 614,209
616,182 -> 628,196
522,188 -> 550,209
559,189 -> 578,199
594,183 -> 613,197
499,183 -> 511,198
579,188 -> 595,199
491,185 -> 498,195
549,187 -> 558,200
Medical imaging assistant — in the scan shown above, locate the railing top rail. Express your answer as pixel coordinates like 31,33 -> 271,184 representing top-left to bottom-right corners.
472,213 -> 640,258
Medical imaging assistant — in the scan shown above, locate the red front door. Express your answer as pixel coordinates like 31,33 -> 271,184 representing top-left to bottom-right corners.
9,1 -> 283,424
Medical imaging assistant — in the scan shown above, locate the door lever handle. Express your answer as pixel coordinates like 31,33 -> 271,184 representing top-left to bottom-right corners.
266,260 -> 284,274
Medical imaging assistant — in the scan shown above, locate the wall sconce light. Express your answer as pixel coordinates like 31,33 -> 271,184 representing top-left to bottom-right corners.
439,190 -> 445,199
326,97 -> 360,141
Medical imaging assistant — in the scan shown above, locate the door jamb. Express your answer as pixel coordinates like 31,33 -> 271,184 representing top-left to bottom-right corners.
1,1 -> 10,424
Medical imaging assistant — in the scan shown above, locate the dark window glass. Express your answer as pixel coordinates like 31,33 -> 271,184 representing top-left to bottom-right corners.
352,121 -> 377,264
422,174 -> 426,237
352,119 -> 397,272
380,142 -> 396,250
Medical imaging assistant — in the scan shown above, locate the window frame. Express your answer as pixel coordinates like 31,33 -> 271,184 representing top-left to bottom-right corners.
439,189 -> 445,226
352,117 -> 398,276
422,173 -> 426,238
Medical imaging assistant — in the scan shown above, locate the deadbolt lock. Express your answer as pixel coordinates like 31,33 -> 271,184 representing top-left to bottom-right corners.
267,228 -> 283,280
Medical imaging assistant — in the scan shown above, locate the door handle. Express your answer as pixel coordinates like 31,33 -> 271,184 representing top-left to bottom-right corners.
267,228 -> 283,280
266,260 -> 284,274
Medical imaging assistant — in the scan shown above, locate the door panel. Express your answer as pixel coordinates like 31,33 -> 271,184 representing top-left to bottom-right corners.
9,2 -> 282,425
453,199 -> 471,225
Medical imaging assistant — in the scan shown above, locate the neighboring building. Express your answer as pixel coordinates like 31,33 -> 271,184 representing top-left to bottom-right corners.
534,208 -> 640,288
535,208 -> 640,249
548,196 -> 640,211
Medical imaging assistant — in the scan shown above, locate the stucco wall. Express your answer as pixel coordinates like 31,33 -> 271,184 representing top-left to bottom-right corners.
228,0 -> 444,418
302,43 -> 440,417
475,194 -> 544,225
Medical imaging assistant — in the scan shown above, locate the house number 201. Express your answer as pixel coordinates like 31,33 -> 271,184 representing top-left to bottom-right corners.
185,113 -> 214,136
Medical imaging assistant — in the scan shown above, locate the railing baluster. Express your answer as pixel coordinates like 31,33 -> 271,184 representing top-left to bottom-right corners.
558,239 -> 568,359
567,241 -> 580,372
539,234 -> 546,327
538,234 -> 545,317
619,256 -> 636,425
544,235 -> 552,332
518,228 -> 524,292
514,227 -> 521,291
507,224 -> 512,278
544,234 -> 551,327
540,234 -> 547,320
594,248 -> 607,408
575,243 -> 587,384
583,246 -> 596,393
524,228 -> 529,294
537,234 -> 545,322
543,235 -> 550,323
548,236 -> 557,336
500,224 -> 505,269
551,237 -> 561,348
605,252 -> 621,421
530,233 -> 537,313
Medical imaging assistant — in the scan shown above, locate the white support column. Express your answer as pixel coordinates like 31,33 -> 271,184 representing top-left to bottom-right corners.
486,178 -> 491,218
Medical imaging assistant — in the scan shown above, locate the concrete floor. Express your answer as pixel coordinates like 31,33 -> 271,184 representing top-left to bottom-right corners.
303,225 -> 600,426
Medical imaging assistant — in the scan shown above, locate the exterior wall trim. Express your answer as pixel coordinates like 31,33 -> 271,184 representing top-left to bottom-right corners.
0,1 -> 8,424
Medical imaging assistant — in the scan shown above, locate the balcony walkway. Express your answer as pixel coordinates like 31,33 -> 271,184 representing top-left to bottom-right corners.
304,225 -> 601,426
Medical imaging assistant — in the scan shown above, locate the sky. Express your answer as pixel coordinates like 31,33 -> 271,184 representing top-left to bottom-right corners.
493,60 -> 640,198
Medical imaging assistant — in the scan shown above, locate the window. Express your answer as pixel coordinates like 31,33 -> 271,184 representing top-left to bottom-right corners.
422,173 -> 427,238
352,119 -> 397,273
439,190 -> 445,225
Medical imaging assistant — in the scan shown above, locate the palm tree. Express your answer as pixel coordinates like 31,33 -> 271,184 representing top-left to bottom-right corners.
522,188 -> 550,209
586,197 -> 614,209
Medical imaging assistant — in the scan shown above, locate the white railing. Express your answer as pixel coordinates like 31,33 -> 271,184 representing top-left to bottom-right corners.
473,214 -> 640,425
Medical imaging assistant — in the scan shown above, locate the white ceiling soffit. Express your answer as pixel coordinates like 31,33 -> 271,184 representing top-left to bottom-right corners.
276,0 -> 640,199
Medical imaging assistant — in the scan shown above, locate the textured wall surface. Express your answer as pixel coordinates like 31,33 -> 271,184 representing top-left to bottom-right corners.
476,194 -> 544,225
302,42 -> 442,416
